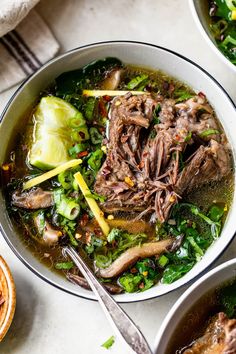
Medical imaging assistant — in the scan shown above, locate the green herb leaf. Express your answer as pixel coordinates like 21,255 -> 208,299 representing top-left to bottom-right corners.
208,203 -> 225,222
107,228 -> 122,243
119,273 -> 143,293
55,261 -> 74,270
85,191 -> 106,203
101,335 -> 115,350
214,0 -> 231,19
153,103 -> 161,124
174,90 -> 194,103
85,235 -> 104,254
162,263 -> 194,284
84,97 -> 96,121
184,131 -> 192,142
136,258 -> 158,280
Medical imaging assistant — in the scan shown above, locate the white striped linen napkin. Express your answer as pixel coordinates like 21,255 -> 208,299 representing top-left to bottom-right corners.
0,9 -> 60,93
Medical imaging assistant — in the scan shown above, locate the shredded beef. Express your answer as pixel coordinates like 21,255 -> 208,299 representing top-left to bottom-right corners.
182,312 -> 236,354
95,93 -> 231,223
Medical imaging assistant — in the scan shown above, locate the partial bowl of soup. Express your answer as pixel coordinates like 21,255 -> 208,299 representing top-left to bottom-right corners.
0,41 -> 235,302
154,257 -> 236,353
189,0 -> 236,72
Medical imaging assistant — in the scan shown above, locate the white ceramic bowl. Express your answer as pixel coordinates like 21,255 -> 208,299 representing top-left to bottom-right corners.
189,0 -> 236,72
154,258 -> 236,353
0,41 -> 236,303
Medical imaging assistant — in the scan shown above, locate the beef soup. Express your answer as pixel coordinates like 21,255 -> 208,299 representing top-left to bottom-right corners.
167,280 -> 236,353
1,57 -> 234,294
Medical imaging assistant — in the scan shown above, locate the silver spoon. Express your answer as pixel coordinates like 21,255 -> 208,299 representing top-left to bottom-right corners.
63,245 -> 153,354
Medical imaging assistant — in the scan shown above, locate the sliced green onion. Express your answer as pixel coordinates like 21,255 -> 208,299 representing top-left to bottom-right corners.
95,254 -> 112,268
187,237 -> 204,257
158,255 -> 169,268
68,143 -> 88,157
89,127 -> 103,145
225,0 -> 236,11
222,35 -> 236,48
71,125 -> 90,142
87,149 -> 104,172
58,171 -> 72,190
54,190 -> 80,220
68,112 -> 85,129
126,74 -> 149,90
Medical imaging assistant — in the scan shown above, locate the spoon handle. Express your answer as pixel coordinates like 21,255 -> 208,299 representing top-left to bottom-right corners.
63,245 -> 152,354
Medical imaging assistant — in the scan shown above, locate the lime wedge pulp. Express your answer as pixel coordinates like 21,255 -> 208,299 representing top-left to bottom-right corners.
29,96 -> 79,170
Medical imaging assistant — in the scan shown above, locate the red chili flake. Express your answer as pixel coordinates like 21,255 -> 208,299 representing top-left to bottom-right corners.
98,98 -> 107,117
198,91 -> 206,98
103,95 -> 112,102
139,161 -> 144,169
94,228 -> 103,237
80,213 -> 89,227
98,126 -> 105,133
77,151 -> 88,158
175,134 -> 181,141
130,267 -> 138,274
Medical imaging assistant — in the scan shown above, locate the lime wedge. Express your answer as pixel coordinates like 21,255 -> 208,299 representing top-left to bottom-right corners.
29,96 -> 85,170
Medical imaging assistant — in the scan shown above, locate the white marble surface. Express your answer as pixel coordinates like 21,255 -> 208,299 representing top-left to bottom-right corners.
0,1 -> 236,353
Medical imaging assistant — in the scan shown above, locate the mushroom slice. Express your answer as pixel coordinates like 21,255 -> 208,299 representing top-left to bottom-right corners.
12,187 -> 54,209
42,221 -> 62,246
101,68 -> 123,90
67,273 -> 123,294
34,214 -> 62,246
97,238 -> 173,278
